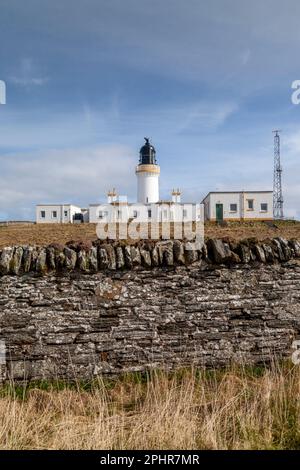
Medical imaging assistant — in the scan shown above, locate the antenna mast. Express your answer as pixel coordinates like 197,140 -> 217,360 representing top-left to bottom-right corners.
273,130 -> 284,219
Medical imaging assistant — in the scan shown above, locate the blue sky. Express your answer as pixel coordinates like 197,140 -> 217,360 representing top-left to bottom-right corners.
0,0 -> 300,220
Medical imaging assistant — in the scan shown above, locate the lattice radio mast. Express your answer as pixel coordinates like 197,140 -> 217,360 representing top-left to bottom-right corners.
273,130 -> 284,219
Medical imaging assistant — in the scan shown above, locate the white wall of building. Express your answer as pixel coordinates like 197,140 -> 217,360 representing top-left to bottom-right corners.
89,202 -> 202,223
36,204 -> 82,223
202,192 -> 273,221
137,172 -> 160,204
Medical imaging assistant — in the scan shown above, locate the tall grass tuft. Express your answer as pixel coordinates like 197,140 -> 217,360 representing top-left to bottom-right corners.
0,362 -> 300,450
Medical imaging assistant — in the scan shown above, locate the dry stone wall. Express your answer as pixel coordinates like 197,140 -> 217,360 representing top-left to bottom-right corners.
0,237 -> 300,381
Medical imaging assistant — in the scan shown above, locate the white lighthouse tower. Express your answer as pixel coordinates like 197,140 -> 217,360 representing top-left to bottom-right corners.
136,137 -> 160,204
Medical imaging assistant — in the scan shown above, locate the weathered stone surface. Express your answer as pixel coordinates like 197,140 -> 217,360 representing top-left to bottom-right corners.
207,239 -> 228,263
116,246 -> 125,269
64,247 -> 77,270
88,246 -> 98,272
272,238 -> 286,261
276,237 -> 292,260
224,242 -> 241,264
207,239 -> 239,264
290,239 -> 300,257
157,241 -> 174,266
36,248 -> 47,274
202,242 -> 209,262
238,243 -> 251,264
151,245 -> 159,267
46,247 -> 56,271
23,246 -> 34,273
184,242 -> 199,265
0,247 -> 13,275
98,247 -> 109,269
0,261 -> 299,381
263,243 -> 275,263
77,250 -> 89,272
140,247 -> 152,268
254,244 -> 266,263
124,246 -> 132,269
11,247 -> 23,275
173,240 -> 185,265
51,245 -> 65,270
0,238 -> 299,277
130,246 -> 141,266
104,245 -> 116,270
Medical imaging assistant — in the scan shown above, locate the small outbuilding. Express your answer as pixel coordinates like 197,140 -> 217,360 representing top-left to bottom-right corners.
201,191 -> 273,222
36,204 -> 83,224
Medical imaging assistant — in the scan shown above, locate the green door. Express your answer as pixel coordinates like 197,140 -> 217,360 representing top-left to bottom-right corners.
216,204 -> 223,222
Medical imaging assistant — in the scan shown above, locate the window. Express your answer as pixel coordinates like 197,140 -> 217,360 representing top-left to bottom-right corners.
133,210 -> 138,218
40,210 -> 45,218
183,209 -> 187,218
117,210 -> 122,219
247,199 -> 254,210
99,211 -> 108,219
64,210 -> 68,217
148,209 -> 152,218
52,211 -> 57,218
230,203 -> 237,212
261,203 -> 268,212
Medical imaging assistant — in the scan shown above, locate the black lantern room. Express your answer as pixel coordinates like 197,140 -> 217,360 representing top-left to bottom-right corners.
139,137 -> 157,165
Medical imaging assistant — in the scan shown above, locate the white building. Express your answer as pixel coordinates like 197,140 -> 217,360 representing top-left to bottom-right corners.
36,139 -> 272,226
136,138 -> 160,204
202,191 -> 273,222
89,199 -> 202,224
36,138 -> 198,225
88,138 -> 201,223
36,204 -> 83,224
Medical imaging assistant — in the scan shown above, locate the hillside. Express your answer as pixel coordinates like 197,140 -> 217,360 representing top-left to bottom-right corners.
0,220 -> 299,248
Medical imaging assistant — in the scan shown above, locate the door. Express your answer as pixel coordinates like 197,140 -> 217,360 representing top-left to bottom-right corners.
216,204 -> 223,222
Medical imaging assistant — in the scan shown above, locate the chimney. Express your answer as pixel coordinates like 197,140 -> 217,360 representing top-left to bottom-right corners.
107,188 -> 117,203
171,188 -> 182,203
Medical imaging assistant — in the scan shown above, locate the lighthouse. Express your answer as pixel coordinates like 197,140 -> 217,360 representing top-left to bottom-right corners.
136,137 -> 160,204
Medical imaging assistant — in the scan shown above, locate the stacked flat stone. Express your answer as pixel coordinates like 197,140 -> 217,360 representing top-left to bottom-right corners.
0,238 -> 300,276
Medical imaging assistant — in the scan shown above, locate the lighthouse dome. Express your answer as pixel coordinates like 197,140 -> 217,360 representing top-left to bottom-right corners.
139,137 -> 157,165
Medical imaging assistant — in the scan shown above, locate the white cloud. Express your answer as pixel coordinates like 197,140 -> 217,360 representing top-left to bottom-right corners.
0,145 -> 136,220
10,76 -> 48,87
9,57 -> 49,88
175,102 -> 238,133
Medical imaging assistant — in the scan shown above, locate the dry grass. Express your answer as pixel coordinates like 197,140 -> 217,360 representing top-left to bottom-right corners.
0,223 -> 98,248
0,220 -> 299,248
204,220 -> 300,242
1,363 -> 300,450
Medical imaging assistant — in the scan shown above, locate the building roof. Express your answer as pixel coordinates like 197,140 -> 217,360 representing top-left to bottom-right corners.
36,203 -> 81,207
201,190 -> 273,203
90,201 -> 198,207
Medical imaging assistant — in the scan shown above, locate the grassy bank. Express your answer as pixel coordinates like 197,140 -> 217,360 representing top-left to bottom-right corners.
1,362 -> 300,450
0,220 -> 300,248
